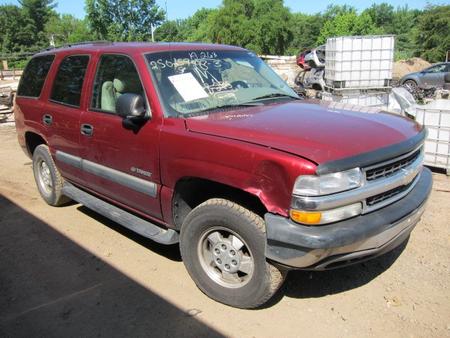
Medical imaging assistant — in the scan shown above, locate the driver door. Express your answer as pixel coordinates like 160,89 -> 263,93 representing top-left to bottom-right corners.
422,64 -> 447,88
79,53 -> 162,218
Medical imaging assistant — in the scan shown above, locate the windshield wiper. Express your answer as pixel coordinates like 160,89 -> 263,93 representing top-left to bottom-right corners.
216,102 -> 263,109
248,93 -> 300,102
183,102 -> 262,117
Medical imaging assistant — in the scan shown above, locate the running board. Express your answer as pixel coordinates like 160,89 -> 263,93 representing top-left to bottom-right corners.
62,183 -> 179,245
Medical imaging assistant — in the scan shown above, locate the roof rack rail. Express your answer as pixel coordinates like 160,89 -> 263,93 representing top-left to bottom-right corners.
61,40 -> 112,48
40,41 -> 112,53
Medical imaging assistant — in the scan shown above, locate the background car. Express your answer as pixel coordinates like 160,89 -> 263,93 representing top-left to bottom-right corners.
400,62 -> 450,89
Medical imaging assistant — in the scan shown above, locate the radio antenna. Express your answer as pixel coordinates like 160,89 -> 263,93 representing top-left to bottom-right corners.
165,0 -> 168,20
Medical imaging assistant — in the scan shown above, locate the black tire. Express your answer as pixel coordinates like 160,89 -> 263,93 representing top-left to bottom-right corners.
32,144 -> 70,206
180,198 -> 286,309
403,79 -> 418,90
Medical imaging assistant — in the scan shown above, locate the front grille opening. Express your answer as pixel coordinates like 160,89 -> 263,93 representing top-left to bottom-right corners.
366,180 -> 414,206
365,149 -> 421,181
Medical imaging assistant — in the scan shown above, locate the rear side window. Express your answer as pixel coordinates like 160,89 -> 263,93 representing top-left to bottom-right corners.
50,55 -> 90,107
17,55 -> 55,98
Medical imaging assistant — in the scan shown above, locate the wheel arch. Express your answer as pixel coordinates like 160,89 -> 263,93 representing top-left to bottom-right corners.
404,77 -> 417,83
25,131 -> 47,157
171,176 -> 269,230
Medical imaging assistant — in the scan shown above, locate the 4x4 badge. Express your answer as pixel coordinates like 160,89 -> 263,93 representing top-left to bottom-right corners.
130,166 -> 152,177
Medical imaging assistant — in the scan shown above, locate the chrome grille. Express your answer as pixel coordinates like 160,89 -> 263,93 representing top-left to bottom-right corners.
365,149 -> 421,181
366,180 -> 413,206
292,145 -> 424,216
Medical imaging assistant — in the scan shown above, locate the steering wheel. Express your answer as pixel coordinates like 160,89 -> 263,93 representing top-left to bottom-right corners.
230,81 -> 249,89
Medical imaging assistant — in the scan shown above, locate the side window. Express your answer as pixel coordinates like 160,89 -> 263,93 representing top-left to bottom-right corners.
91,54 -> 144,113
426,64 -> 446,73
17,55 -> 55,98
50,55 -> 90,107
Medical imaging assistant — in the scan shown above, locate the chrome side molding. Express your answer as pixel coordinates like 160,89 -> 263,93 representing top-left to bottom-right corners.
56,150 -> 157,197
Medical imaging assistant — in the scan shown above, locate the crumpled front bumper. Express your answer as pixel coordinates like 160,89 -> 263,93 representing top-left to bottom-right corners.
264,167 -> 433,270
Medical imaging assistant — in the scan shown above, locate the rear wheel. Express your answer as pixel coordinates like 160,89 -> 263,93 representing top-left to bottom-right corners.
180,198 -> 286,308
32,144 -> 70,206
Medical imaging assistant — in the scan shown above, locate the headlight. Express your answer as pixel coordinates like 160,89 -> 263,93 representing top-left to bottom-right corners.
293,168 -> 362,196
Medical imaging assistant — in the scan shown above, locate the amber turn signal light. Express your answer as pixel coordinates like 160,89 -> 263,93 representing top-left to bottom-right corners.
290,209 -> 322,225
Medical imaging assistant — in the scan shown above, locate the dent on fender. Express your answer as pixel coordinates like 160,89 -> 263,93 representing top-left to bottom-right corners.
164,156 -> 290,216
245,160 -> 294,217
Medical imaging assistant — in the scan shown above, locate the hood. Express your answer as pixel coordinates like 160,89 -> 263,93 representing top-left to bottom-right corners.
401,71 -> 420,80
185,100 -> 422,165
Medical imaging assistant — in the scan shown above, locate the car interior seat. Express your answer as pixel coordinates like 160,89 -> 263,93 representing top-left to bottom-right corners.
101,81 -> 115,111
101,72 -> 143,112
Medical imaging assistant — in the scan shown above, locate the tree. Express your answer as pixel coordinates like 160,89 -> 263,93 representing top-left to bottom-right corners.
363,3 -> 394,29
154,8 -> 217,43
184,8 -> 217,42
0,5 -> 35,53
322,4 -> 356,20
0,1 -> 57,54
208,0 -> 292,54
85,0 -> 165,41
288,13 -> 323,53
0,0 -> 446,64
317,11 -> 381,44
45,14 -> 94,46
250,0 -> 292,54
208,0 -> 255,47
389,6 -> 420,59
19,0 -> 56,33
18,0 -> 56,48
154,20 -> 187,42
415,5 -> 450,62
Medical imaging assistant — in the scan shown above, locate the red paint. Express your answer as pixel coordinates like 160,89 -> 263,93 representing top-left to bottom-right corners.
186,101 -> 421,164
15,42 -> 423,227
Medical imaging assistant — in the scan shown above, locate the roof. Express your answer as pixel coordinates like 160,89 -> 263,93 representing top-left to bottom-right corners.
35,41 -> 246,57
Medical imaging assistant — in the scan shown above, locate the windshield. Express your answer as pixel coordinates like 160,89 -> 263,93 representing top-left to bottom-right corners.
145,50 -> 299,117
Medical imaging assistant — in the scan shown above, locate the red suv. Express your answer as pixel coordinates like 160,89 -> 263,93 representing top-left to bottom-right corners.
14,42 -> 432,308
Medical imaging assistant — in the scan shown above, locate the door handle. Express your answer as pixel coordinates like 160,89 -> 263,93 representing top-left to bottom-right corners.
42,114 -> 53,126
81,124 -> 94,136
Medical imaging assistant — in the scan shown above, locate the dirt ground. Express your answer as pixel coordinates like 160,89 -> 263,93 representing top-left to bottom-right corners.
0,123 -> 449,337
393,58 -> 431,81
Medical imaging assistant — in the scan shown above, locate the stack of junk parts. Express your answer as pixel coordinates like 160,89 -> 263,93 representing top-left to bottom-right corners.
321,35 -> 395,110
296,45 -> 326,91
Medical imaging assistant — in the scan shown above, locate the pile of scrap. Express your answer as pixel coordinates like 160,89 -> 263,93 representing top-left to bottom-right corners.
260,55 -> 298,87
261,55 -> 307,96
295,46 -> 326,91
0,81 -> 17,122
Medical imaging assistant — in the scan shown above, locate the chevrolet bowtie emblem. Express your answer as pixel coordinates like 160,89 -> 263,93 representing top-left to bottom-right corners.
401,167 -> 416,185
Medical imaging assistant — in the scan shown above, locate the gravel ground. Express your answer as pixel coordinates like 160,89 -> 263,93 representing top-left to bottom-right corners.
0,124 -> 449,337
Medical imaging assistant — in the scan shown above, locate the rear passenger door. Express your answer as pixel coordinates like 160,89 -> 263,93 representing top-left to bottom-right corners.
15,54 -> 55,149
79,54 -> 162,218
44,54 -> 91,186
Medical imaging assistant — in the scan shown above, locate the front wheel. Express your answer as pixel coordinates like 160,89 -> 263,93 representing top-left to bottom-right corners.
180,198 -> 286,308
403,79 -> 418,91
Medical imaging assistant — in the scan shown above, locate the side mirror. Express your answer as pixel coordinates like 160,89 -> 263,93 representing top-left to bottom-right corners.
116,93 -> 146,119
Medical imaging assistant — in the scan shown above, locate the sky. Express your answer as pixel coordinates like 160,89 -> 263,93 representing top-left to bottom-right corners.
0,0 -> 447,19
